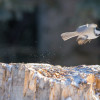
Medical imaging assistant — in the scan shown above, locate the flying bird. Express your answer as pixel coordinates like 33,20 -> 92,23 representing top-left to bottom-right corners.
61,24 -> 100,45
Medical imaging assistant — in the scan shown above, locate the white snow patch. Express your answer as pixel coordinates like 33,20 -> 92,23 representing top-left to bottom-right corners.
2,64 -> 13,72
66,97 -> 72,100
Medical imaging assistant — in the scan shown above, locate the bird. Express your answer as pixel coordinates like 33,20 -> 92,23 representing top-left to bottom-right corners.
61,24 -> 100,45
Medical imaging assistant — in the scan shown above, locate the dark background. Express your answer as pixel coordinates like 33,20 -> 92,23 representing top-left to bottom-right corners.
0,0 -> 100,66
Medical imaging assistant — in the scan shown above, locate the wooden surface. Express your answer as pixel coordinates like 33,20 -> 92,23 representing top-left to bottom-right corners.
0,63 -> 100,100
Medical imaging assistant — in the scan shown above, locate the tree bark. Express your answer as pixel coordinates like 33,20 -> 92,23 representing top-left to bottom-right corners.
0,63 -> 99,100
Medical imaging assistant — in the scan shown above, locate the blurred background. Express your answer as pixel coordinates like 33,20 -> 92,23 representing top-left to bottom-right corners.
0,0 -> 100,66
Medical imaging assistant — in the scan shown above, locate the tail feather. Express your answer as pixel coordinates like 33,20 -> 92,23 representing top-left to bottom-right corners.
61,32 -> 78,41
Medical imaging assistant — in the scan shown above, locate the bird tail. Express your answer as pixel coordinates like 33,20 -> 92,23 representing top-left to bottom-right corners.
61,32 -> 78,41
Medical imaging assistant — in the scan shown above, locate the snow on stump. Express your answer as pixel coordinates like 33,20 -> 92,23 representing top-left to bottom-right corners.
0,63 -> 100,100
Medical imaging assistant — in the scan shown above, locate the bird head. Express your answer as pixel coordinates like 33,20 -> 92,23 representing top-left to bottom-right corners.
95,27 -> 100,36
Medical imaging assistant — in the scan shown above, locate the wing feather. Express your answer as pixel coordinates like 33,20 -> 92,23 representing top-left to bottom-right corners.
76,25 -> 88,32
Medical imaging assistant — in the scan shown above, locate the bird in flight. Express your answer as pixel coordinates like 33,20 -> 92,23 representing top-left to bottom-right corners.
61,24 -> 100,45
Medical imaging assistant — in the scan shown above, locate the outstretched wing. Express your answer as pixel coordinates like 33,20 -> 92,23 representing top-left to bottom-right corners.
76,24 -> 88,33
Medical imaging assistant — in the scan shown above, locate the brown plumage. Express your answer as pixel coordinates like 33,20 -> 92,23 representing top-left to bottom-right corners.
77,38 -> 91,45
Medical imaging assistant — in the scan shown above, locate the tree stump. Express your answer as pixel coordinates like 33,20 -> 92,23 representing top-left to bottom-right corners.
0,63 -> 100,100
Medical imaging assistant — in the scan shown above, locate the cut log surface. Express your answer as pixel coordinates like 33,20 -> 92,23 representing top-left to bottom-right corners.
0,63 -> 100,100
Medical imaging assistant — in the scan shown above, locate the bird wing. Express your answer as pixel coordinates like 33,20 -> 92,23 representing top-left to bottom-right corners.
77,35 -> 91,45
76,24 -> 88,33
